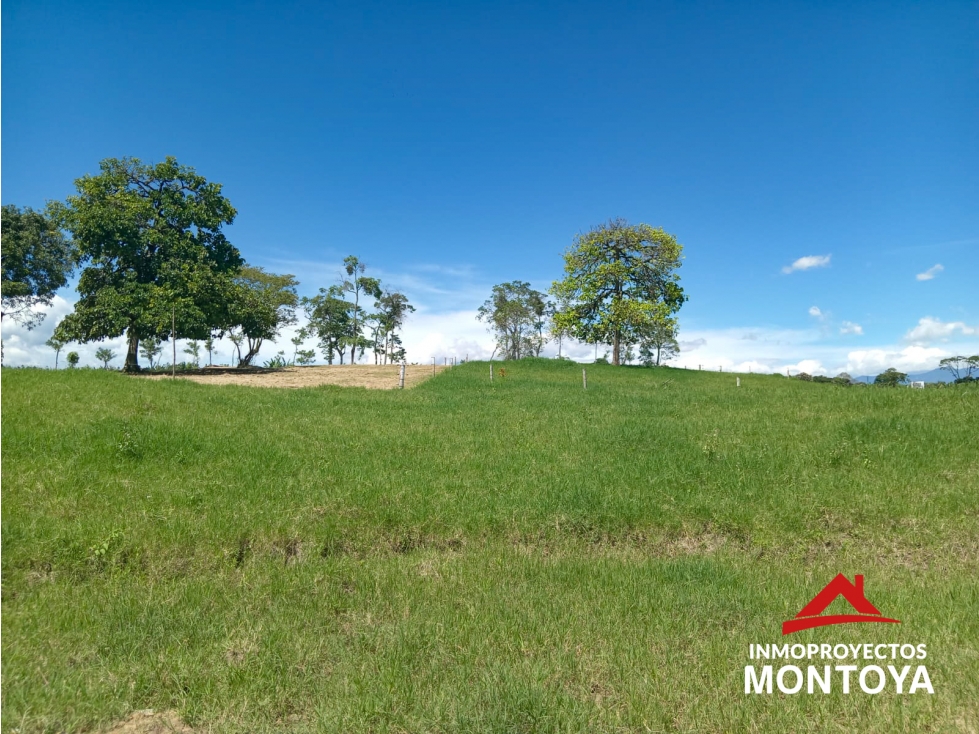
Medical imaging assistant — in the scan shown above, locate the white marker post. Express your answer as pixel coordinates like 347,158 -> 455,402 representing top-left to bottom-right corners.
737,377 -> 741,388
399,363 -> 406,389
490,363 -> 494,381
171,306 -> 176,378
432,357 -> 436,376
583,368 -> 587,390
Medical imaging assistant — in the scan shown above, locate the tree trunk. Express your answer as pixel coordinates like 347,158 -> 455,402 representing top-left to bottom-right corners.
124,328 -> 140,372
350,287 -> 360,365
239,337 -> 262,367
613,332 -> 621,365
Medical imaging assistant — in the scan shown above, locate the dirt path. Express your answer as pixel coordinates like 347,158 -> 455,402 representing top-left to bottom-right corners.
140,364 -> 449,389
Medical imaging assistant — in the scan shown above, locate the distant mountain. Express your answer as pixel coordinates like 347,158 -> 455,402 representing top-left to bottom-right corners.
908,368 -> 955,383
852,368 -> 953,384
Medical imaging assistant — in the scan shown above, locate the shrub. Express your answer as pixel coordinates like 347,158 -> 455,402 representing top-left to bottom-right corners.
264,352 -> 288,369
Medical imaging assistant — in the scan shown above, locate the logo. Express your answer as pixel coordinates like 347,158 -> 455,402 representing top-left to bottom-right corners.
743,574 -> 931,695
783,574 -> 900,635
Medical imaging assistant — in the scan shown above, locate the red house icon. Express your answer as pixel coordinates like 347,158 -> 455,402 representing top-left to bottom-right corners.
783,574 -> 901,635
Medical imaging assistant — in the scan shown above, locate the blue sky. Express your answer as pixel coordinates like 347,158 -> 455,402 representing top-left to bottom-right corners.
3,0 -> 977,373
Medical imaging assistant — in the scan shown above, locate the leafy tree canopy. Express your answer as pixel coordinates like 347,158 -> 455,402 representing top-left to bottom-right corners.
551,218 -> 686,365
51,157 -> 242,371
874,368 -> 908,387
477,281 -> 550,360
939,355 -> 979,382
302,285 -> 352,364
372,291 -> 415,364
94,347 -> 117,369
638,317 -> 679,366
140,338 -> 164,369
227,265 -> 299,366
45,335 -> 68,369
1,205 -> 76,329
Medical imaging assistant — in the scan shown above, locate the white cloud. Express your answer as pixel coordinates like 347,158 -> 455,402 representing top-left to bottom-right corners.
401,309 -> 495,363
678,338 -> 706,352
781,359 -> 829,377
731,360 -> 773,374
904,317 -> 977,345
668,326 -> 824,373
916,264 -> 944,281
843,346 -> 949,376
839,321 -> 863,335
782,255 -> 831,274
808,306 -> 823,318
653,320 -> 974,377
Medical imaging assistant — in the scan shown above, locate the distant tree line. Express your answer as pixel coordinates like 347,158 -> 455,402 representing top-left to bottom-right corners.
790,358 -> 979,387
1,156 -> 414,370
300,256 -> 415,366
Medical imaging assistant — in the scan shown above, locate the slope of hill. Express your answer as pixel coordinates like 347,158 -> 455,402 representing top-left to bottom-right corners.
2,361 -> 977,733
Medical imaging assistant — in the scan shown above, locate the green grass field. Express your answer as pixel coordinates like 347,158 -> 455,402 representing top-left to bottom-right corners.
2,361 -> 978,733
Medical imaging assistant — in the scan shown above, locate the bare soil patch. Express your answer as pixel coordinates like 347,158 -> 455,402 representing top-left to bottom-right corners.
103,710 -> 192,734
140,364 -> 449,390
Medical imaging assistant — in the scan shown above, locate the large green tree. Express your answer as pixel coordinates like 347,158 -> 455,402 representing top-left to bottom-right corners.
874,368 -> 908,387
302,286 -> 352,364
227,265 -> 299,366
477,281 -> 550,360
373,290 -> 415,364
551,219 -> 686,366
51,157 -> 242,371
1,205 -> 76,329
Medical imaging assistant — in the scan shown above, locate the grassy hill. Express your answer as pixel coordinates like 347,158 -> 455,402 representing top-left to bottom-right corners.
2,361 -> 977,732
